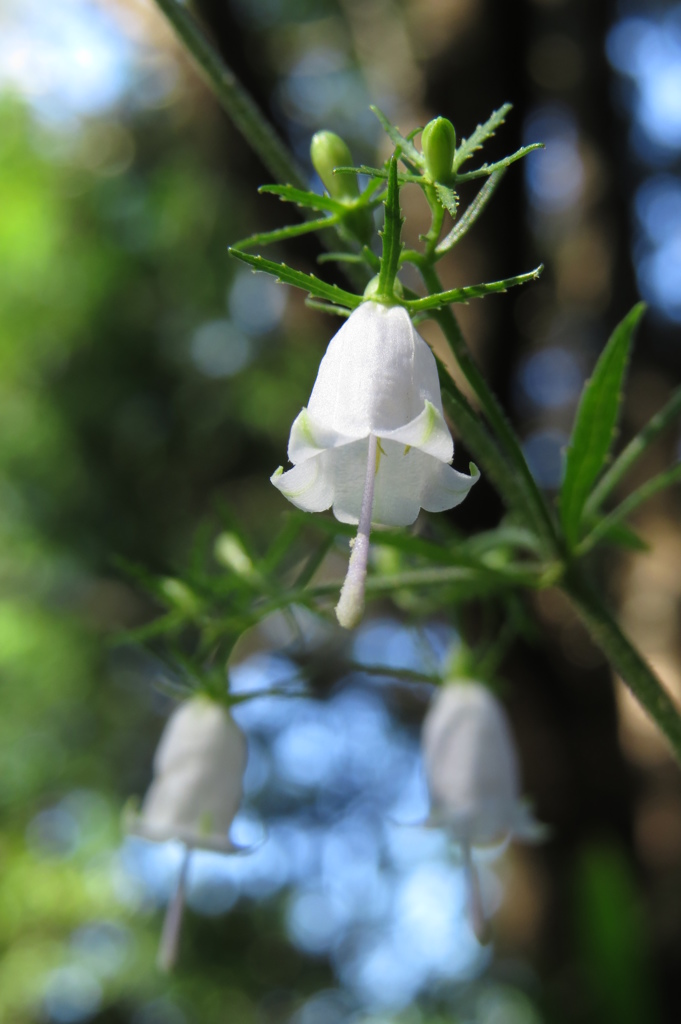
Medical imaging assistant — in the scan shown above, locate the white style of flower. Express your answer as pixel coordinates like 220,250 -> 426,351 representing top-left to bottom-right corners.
421,680 -> 544,941
271,301 -> 479,627
129,695 -> 248,970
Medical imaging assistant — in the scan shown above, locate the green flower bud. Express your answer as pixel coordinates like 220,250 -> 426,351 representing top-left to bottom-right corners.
421,116 -> 456,182
214,532 -> 254,579
310,130 -> 360,201
159,578 -> 201,616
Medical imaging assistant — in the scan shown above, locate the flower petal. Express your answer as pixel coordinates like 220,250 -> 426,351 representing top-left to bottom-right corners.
287,407 -> 353,464
380,400 -> 454,462
420,458 -> 480,513
307,301 -> 445,438
270,461 -> 334,513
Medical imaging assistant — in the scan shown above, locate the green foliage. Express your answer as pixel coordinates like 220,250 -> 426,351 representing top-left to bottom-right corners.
560,303 -> 646,548
228,249 -> 362,310
574,844 -> 658,1024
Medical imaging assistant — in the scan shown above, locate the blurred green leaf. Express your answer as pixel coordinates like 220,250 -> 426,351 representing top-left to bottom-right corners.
574,843 -> 658,1024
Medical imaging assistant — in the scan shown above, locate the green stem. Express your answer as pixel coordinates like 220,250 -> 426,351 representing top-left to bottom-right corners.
151,0 -> 308,189
423,265 -> 560,552
585,385 -> 681,517
565,569 -> 681,765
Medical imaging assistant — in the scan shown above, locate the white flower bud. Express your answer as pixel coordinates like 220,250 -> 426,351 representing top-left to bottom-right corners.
131,695 -> 247,853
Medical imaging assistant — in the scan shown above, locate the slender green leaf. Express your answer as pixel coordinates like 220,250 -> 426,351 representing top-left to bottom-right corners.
560,303 -> 646,547
404,265 -> 543,312
434,182 -> 459,218
436,169 -> 505,255
595,521 -> 649,552
370,104 -> 425,168
452,103 -> 512,171
454,143 -> 544,183
336,164 -> 424,185
259,183 -> 344,213
234,214 -> 340,249
377,156 -> 404,297
577,460 -> 681,556
586,384 -> 681,516
228,249 -> 362,308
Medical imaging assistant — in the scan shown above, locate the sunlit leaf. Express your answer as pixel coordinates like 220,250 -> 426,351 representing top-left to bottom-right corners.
228,249 -> 362,309
560,303 -> 645,548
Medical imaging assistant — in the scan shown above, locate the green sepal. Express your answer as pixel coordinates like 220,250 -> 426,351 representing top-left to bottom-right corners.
434,182 -> 459,218
560,303 -> 646,548
228,249 -> 362,309
404,265 -> 543,312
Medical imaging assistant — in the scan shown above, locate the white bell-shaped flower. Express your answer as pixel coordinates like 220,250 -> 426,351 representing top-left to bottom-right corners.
132,695 -> 247,853
271,301 -> 479,627
129,695 -> 248,971
421,681 -> 543,941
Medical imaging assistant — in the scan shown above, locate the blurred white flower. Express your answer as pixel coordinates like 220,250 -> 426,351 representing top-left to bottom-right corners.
132,695 -> 247,853
271,301 -> 479,628
128,696 -> 248,970
421,681 -> 544,941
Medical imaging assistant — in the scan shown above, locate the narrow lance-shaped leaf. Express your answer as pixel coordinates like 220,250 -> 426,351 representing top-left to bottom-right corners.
404,266 -> 543,312
454,144 -> 544,183
560,303 -> 646,548
258,184 -> 346,214
234,214 -> 341,250
370,104 -> 425,169
585,383 -> 681,516
335,164 -> 424,185
577,461 -> 681,556
452,103 -> 512,171
377,156 -> 404,297
228,249 -> 362,309
436,169 -> 506,255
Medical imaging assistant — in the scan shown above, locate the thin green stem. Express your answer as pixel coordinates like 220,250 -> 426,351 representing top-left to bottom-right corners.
422,185 -> 445,257
423,265 -> 560,552
565,569 -> 681,765
585,385 -> 681,517
151,0 -> 307,189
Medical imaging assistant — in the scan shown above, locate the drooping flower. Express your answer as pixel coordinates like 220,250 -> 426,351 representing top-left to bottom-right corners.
271,301 -> 479,627
421,680 -> 544,941
128,695 -> 248,969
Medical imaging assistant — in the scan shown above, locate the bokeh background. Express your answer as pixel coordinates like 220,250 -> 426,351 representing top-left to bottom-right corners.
1,0 -> 681,1022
